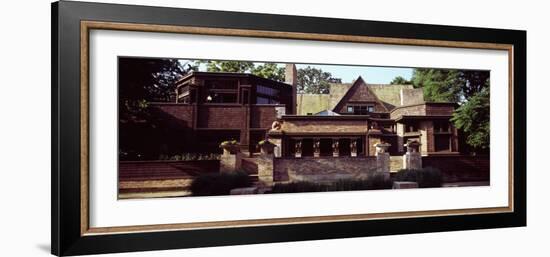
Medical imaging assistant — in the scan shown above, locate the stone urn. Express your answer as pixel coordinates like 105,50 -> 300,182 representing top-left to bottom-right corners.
404,140 -> 421,153
219,140 -> 240,155
258,140 -> 276,155
374,142 -> 391,154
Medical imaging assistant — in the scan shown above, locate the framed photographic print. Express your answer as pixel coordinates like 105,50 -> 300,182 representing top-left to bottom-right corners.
51,1 -> 526,256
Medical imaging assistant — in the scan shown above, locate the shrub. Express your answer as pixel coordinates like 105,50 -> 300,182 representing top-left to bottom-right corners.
160,153 -> 220,161
271,181 -> 328,193
271,174 -> 393,194
190,171 -> 252,196
365,173 -> 394,190
394,167 -> 442,188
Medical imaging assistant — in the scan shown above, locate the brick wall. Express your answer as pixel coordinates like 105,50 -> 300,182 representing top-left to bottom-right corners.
197,105 -> 245,128
273,156 -> 377,182
151,104 -> 194,126
422,155 -> 490,183
250,106 -> 278,129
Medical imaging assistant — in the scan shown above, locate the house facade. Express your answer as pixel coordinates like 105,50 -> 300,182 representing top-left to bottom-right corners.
148,67 -> 295,154
150,64 -> 460,157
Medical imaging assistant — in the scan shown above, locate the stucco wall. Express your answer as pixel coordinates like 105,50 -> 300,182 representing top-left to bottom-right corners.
296,94 -> 330,115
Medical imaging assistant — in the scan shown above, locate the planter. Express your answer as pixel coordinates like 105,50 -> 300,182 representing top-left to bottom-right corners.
258,140 -> 276,155
374,142 -> 391,154
220,141 -> 240,155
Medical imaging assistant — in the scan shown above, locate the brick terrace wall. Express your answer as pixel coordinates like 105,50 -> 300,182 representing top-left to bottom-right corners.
151,104 -> 194,125
250,105 -> 279,129
422,155 -> 489,183
119,160 -> 220,181
273,156 -> 378,183
197,105 -> 245,128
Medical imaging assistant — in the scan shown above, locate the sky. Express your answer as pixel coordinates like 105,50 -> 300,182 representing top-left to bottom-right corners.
179,59 -> 413,84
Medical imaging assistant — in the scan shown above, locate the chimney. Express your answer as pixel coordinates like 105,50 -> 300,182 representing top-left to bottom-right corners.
285,64 -> 297,114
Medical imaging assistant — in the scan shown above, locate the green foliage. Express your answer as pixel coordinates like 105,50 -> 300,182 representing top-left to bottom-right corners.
451,87 -> 490,150
252,63 -> 285,82
190,171 -> 252,196
410,68 -> 490,151
199,60 -> 254,73
394,167 -> 442,188
411,68 -> 490,103
119,57 -> 186,105
411,68 -> 462,102
219,140 -> 238,147
158,153 -> 221,161
296,66 -> 341,94
271,174 -> 392,194
389,76 -> 412,85
197,61 -> 286,82
271,181 -> 329,193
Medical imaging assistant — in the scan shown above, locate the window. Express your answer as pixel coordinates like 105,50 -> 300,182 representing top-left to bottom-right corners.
256,96 -> 279,104
407,123 -> 419,132
347,105 -> 374,115
204,79 -> 238,103
256,85 -> 279,97
206,93 -> 237,103
434,121 -> 450,132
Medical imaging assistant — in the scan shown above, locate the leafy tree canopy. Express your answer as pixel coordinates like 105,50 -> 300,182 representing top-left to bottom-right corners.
252,63 -> 285,82
409,68 -> 491,151
297,66 -> 341,94
411,68 -> 489,102
197,61 -> 341,94
389,76 -> 412,85
200,60 -> 254,73
119,57 -> 187,121
451,87 -> 490,151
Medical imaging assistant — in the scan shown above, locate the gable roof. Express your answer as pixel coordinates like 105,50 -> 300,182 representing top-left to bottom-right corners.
331,76 -> 390,113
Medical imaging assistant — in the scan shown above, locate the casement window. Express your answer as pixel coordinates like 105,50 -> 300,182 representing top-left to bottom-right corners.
347,105 -> 375,115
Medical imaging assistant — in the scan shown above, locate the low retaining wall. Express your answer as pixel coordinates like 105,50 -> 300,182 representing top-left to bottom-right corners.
119,160 -> 220,181
274,157 -> 378,183
422,155 -> 489,183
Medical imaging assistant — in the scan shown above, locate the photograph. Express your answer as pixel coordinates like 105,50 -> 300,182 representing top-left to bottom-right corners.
45,1 -> 529,255
118,58 -> 491,199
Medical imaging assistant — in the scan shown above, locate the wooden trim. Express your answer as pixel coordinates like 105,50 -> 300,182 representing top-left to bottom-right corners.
85,206 -> 512,235
82,21 -> 513,50
80,20 -> 515,236
80,22 -> 90,236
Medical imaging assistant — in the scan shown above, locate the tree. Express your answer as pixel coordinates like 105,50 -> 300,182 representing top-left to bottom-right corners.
411,68 -> 462,102
252,63 -> 285,82
411,68 -> 490,102
119,57 -> 187,120
410,68 -> 491,151
199,60 -> 254,73
389,76 -> 412,85
296,66 -> 341,94
451,87 -> 490,151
